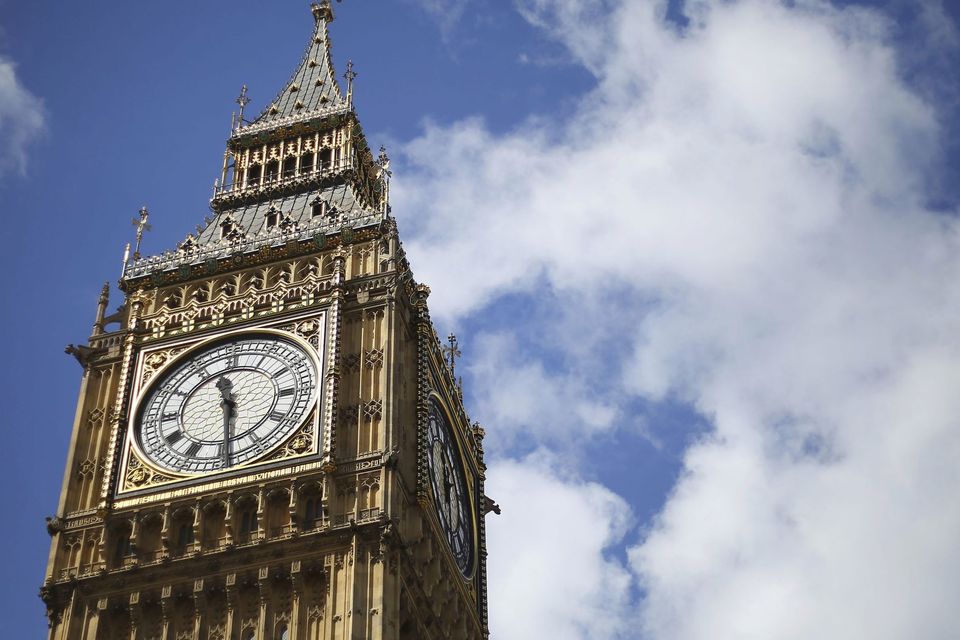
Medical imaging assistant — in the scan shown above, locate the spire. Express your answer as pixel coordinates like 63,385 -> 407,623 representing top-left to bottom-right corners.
242,2 -> 348,134
121,2 -> 388,283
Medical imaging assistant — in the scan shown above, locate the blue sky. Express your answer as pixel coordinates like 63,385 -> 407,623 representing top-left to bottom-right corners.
2,1 -> 960,638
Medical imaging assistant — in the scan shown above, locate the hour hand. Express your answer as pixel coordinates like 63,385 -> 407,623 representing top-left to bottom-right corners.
216,376 -> 235,409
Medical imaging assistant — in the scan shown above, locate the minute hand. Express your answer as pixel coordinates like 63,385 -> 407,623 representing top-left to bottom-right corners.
216,377 -> 235,467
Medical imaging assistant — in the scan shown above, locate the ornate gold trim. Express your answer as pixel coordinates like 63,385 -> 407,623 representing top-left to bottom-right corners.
114,314 -> 330,502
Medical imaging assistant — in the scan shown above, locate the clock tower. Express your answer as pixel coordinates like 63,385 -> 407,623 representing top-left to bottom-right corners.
41,4 -> 492,639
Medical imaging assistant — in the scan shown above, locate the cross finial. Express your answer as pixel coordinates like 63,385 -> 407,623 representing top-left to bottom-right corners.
235,84 -> 251,125
377,145 -> 392,214
312,1 -> 336,23
131,206 -> 152,259
344,60 -> 357,106
443,333 -> 462,377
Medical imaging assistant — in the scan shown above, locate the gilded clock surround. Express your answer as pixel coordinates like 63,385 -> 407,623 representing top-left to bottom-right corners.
42,4 -> 492,640
117,322 -> 327,497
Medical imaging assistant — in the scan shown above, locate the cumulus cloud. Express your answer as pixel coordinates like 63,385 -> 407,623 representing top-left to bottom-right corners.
394,0 -> 960,638
0,56 -> 44,177
485,454 -> 634,639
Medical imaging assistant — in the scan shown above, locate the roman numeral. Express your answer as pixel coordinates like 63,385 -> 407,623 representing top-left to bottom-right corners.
269,411 -> 285,421
162,412 -> 177,422
186,442 -> 201,457
165,430 -> 183,445
278,388 -> 294,397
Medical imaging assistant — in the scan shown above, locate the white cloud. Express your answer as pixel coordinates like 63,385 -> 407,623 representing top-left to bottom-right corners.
0,56 -> 44,177
485,453 -> 634,640
468,331 -> 620,455
406,0 -> 472,39
395,0 -> 960,637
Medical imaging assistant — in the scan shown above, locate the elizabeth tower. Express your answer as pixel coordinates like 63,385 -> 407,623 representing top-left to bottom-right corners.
40,4 -> 491,639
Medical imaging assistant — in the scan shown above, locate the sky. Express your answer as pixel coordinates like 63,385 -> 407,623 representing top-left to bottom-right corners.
2,0 -> 960,637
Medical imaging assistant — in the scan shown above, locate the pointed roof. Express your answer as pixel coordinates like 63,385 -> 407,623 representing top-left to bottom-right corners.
238,2 -> 349,136
120,2 -> 390,284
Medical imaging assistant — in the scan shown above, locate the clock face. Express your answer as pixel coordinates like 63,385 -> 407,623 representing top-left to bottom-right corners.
426,399 -> 475,577
135,333 -> 317,474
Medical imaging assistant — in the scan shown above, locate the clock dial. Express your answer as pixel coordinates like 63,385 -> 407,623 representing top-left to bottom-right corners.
426,399 -> 475,577
136,334 -> 317,474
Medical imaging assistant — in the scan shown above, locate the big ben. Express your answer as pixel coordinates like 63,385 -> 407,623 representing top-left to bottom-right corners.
40,3 -> 491,639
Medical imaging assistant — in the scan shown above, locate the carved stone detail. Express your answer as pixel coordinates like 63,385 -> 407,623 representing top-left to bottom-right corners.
140,346 -> 187,386
263,418 -> 316,463
123,451 -> 176,491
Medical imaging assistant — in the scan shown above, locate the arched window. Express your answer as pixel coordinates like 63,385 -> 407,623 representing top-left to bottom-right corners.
112,527 -> 131,567
177,522 -> 194,548
304,498 -> 316,528
277,624 -> 289,640
139,514 -> 163,562
241,628 -> 256,640
202,502 -> 226,550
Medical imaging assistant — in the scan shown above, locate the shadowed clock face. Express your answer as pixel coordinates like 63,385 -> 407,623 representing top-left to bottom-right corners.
136,334 -> 317,474
426,399 -> 475,577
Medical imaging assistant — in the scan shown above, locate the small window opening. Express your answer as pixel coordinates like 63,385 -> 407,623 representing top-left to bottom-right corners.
246,165 -> 262,187
319,148 -> 332,171
300,153 -> 315,175
112,530 -> 131,566
220,220 -> 235,240
283,156 -> 297,178
177,523 -> 194,548
265,207 -> 280,229
265,160 -> 279,183
240,509 -> 254,535
225,161 -> 235,187
311,200 -> 326,219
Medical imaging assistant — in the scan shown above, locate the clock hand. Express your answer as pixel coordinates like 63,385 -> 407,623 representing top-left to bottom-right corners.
443,463 -> 454,504
216,376 -> 235,466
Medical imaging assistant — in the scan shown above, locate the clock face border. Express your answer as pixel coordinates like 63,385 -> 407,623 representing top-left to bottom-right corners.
115,316 -> 327,499
134,333 -> 317,474
425,395 -> 478,580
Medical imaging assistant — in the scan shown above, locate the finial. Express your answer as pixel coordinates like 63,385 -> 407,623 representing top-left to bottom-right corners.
131,206 -> 152,259
93,282 -> 110,335
235,85 -> 251,127
378,145 -> 392,214
312,1 -> 335,23
121,242 -> 131,276
442,333 -> 462,378
344,60 -> 357,107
